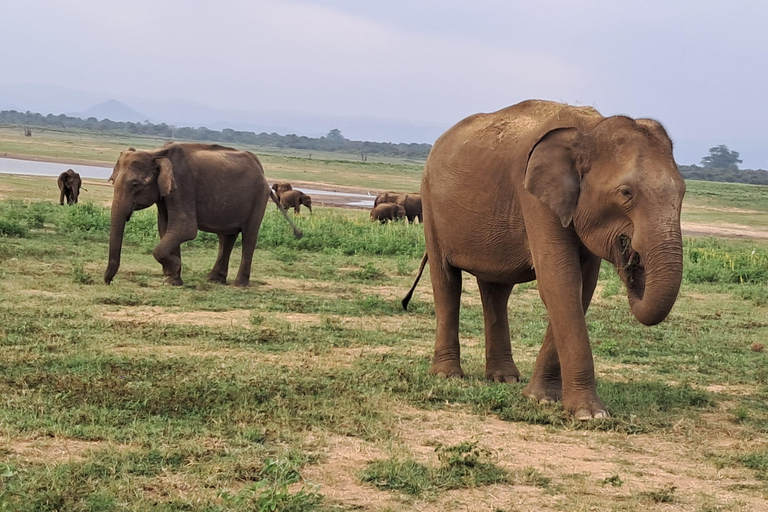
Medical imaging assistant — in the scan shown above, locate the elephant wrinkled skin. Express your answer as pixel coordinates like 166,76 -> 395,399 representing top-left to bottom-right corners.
105,143 -> 300,287
403,100 -> 686,419
58,169 -> 82,205
395,193 -> 422,223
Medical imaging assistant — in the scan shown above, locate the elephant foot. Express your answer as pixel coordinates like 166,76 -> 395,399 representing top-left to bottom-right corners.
522,379 -> 563,404
563,393 -> 609,420
233,278 -> 250,288
206,271 -> 227,284
430,361 -> 464,379
164,276 -> 183,286
485,361 -> 521,383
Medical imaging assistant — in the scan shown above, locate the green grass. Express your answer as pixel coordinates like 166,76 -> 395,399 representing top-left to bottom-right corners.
1,173 -> 768,509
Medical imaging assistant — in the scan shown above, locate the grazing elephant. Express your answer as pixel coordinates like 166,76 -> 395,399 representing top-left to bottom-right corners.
58,169 -> 83,205
374,191 -> 402,207
104,143 -> 301,287
272,182 -> 293,201
402,100 -> 685,419
395,193 -> 422,223
280,189 -> 312,213
371,202 -> 406,223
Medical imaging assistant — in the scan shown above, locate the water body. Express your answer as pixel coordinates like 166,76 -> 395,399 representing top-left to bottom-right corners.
0,157 -> 375,207
0,157 -> 112,180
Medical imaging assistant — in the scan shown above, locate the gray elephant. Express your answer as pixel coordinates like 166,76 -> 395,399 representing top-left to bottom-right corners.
395,193 -> 422,223
105,143 -> 301,287
272,182 -> 293,202
58,169 -> 83,205
370,202 -> 406,223
280,190 -> 312,213
403,100 -> 685,419
373,191 -> 402,207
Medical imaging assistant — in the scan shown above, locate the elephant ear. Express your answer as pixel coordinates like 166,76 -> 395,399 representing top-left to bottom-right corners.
156,157 -> 176,197
635,118 -> 674,152
524,127 -> 584,228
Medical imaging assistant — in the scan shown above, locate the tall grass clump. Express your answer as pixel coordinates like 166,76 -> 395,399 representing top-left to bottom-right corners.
684,237 -> 768,284
0,200 -> 59,236
258,209 -> 425,257
57,203 -> 110,235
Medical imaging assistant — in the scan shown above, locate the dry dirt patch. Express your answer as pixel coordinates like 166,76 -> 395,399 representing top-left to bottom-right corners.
1,437 -> 113,464
681,221 -> 768,239
301,405 -> 768,511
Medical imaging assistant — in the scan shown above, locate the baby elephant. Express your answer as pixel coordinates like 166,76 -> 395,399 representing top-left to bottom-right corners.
280,190 -> 312,213
58,169 -> 83,205
371,202 -> 406,223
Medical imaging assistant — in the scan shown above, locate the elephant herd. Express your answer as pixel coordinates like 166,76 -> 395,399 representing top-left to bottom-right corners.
94,100 -> 687,420
370,191 -> 422,223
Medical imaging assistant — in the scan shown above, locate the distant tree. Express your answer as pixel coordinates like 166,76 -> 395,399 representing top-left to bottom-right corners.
326,128 -> 345,142
701,145 -> 742,171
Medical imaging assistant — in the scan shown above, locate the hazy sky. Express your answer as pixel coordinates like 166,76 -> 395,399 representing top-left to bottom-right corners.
3,0 -> 767,166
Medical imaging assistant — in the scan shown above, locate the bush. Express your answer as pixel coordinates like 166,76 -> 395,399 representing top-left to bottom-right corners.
0,217 -> 27,237
57,203 -> 110,234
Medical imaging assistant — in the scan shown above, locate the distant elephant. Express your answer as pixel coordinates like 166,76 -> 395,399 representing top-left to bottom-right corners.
402,100 -> 685,419
374,191 -> 402,207
104,143 -> 302,287
370,202 -> 406,223
58,169 -> 82,205
280,189 -> 312,213
272,182 -> 293,201
395,193 -> 422,223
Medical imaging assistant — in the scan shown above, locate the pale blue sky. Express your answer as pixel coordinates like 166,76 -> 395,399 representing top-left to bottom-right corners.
2,0 -> 767,167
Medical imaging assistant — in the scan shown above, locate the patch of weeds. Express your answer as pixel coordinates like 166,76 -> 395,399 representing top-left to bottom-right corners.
226,458 -> 327,511
72,261 -> 94,285
739,451 -> 768,480
271,245 -> 300,263
249,312 -> 266,326
361,442 -> 508,497
518,467 -> 552,489
57,202 -> 110,235
396,255 -> 414,275
638,484 -> 677,503
732,405 -> 751,424
435,441 -> 508,489
361,458 -> 433,496
350,262 -> 385,281
601,474 -> 624,487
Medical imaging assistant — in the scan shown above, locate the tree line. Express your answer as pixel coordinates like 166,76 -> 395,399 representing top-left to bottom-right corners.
679,145 -> 768,186
0,110 -> 433,159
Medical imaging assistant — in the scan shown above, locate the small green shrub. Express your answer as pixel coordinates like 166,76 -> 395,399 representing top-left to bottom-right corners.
0,217 -> 27,237
58,203 -> 110,234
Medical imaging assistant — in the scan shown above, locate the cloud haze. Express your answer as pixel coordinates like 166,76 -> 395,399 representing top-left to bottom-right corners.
2,0 -> 767,167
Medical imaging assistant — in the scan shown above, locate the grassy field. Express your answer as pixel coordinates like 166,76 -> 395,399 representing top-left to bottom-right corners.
1,132 -> 768,510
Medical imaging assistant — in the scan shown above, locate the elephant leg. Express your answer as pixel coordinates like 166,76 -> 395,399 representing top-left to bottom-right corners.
153,216 -> 196,286
523,252 -> 601,404
418,213 -> 423,223
233,209 -> 266,287
59,188 -> 65,205
477,279 -> 520,382
207,233 -> 238,284
430,258 -> 464,378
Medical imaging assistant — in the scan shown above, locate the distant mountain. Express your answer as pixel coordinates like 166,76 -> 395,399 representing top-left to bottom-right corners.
71,99 -> 148,123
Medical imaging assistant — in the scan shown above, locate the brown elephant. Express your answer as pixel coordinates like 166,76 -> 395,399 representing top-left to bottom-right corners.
280,189 -> 312,213
370,202 -> 406,223
58,169 -> 83,205
105,143 -> 301,287
395,193 -> 422,223
374,191 -> 402,207
402,100 -> 685,419
272,182 -> 293,201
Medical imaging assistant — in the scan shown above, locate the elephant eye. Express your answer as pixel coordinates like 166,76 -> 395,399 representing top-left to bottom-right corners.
619,186 -> 633,200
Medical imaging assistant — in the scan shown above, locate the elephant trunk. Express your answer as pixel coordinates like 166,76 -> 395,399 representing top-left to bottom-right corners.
104,197 -> 132,284
622,224 -> 683,326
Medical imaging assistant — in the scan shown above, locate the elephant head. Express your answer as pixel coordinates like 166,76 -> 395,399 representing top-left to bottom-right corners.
105,147 -> 175,284
300,192 -> 312,213
524,116 -> 685,326
272,182 -> 293,201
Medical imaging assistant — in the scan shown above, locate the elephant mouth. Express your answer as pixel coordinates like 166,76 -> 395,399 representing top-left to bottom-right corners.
616,235 -> 646,300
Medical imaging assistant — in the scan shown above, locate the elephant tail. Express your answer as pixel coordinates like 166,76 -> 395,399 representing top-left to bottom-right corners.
402,252 -> 428,311
270,188 -> 303,239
